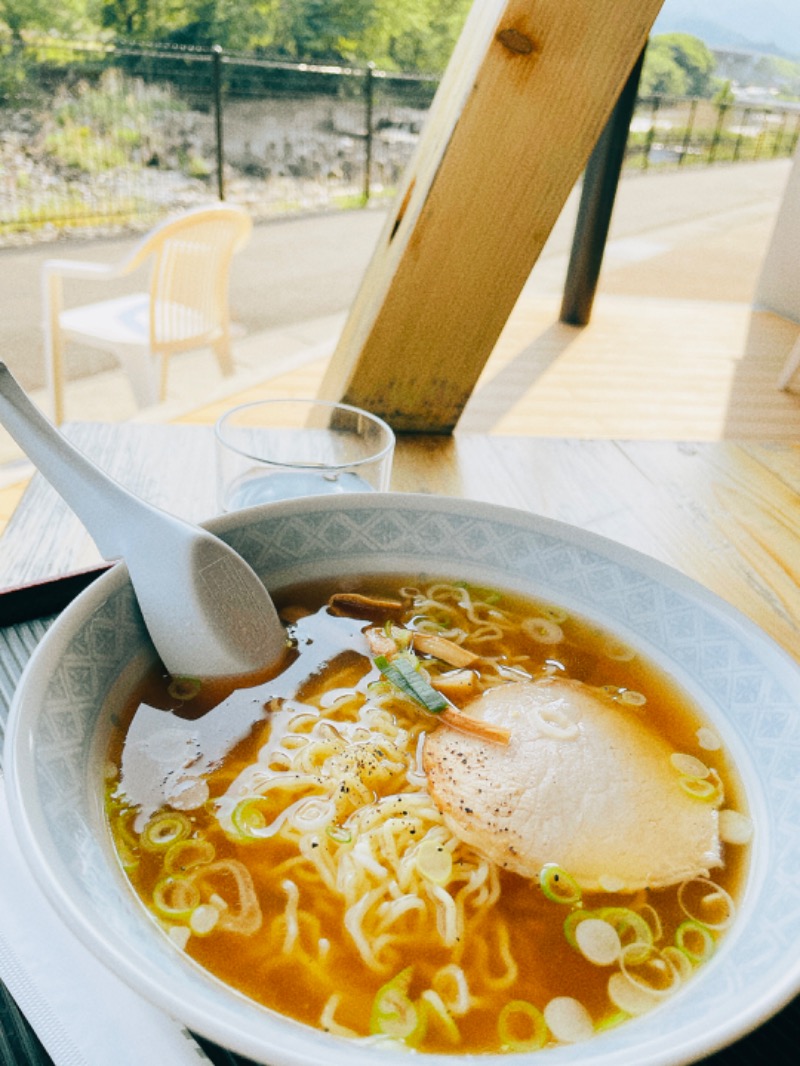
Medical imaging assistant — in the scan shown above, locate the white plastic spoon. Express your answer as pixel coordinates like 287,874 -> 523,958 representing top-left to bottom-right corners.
0,363 -> 286,681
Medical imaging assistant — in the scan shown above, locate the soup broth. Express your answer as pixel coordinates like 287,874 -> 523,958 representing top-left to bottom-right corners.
106,576 -> 751,1053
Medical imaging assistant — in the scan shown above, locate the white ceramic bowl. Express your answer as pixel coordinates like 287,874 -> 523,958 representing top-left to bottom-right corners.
5,494 -> 800,1066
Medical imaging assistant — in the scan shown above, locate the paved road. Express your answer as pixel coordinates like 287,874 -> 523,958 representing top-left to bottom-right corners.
0,159 -> 791,392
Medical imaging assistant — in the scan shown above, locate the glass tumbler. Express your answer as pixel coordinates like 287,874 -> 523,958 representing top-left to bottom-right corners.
214,398 -> 395,511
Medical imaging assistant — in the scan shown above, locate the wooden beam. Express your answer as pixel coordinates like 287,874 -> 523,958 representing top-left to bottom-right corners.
319,0 -> 665,432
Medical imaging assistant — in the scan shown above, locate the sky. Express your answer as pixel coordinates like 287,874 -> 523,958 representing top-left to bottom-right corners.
654,0 -> 800,57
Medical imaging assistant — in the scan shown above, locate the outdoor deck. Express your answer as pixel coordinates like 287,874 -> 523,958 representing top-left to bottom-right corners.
0,158 -> 798,531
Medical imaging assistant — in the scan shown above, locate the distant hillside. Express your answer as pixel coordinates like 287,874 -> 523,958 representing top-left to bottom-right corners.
654,0 -> 800,59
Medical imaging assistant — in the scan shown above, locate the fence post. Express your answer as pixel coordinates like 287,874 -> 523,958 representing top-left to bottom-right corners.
733,107 -> 750,161
642,95 -> 659,169
212,44 -> 225,201
708,102 -> 728,164
559,47 -> 645,327
363,62 -> 375,205
679,98 -> 697,165
772,110 -> 789,158
791,115 -> 800,157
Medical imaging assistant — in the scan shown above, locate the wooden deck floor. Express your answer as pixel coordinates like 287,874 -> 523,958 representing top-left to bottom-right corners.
460,294 -> 800,441
175,291 -> 800,442
177,157 -> 800,442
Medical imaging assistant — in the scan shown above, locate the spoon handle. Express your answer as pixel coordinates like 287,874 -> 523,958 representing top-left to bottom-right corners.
0,362 -> 149,559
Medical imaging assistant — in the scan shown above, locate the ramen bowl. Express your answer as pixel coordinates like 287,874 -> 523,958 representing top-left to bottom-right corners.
5,493 -> 800,1066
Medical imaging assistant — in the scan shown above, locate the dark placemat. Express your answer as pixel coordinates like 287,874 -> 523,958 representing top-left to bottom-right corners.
0,982 -> 54,1066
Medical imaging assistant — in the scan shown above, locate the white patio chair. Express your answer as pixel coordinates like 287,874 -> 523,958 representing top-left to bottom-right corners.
777,334 -> 800,391
42,202 -> 253,423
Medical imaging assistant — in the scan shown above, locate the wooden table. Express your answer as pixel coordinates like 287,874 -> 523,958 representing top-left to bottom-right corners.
1,426 -> 798,664
1,423 -> 800,1066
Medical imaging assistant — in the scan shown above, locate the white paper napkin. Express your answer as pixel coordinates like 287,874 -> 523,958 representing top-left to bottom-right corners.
0,773 -> 212,1066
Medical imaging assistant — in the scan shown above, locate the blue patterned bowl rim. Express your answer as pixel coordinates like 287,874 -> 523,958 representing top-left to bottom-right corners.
5,492 -> 800,1066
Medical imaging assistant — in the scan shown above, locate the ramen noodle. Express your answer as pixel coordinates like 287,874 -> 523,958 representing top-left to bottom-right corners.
106,576 -> 752,1053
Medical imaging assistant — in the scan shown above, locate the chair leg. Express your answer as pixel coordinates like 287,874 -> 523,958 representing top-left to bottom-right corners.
114,346 -> 160,409
46,330 -> 66,426
43,272 -> 65,425
777,334 -> 800,390
212,332 -> 235,377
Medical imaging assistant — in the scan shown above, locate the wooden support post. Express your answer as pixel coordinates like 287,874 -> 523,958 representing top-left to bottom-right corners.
560,46 -> 646,327
319,0 -> 665,433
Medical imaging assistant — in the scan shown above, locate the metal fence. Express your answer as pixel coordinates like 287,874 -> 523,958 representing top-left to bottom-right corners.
1,35 -> 798,244
629,94 -> 800,168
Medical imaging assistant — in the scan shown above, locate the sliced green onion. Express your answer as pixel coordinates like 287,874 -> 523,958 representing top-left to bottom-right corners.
416,839 -> 453,885
152,875 -> 201,919
677,877 -> 735,930
454,581 -> 502,605
167,675 -> 203,701
543,996 -> 594,1043
326,824 -> 352,844
109,804 -> 140,870
575,918 -> 621,966
618,943 -> 681,998
522,617 -> 564,645
675,920 -> 715,964
389,625 -> 413,650
540,864 -> 582,905
670,753 -> 710,778
718,808 -> 753,845
596,907 -> 653,964
563,909 -> 596,949
637,903 -> 663,943
618,689 -> 646,707
164,838 -> 215,874
603,639 -> 635,662
370,967 -> 423,1042
678,773 -> 723,804
498,1000 -> 548,1051
189,903 -> 220,936
419,990 -> 460,1045
661,945 -> 693,981
595,1009 -> 630,1032
373,654 -> 448,714
231,796 -> 282,839
140,811 -> 192,851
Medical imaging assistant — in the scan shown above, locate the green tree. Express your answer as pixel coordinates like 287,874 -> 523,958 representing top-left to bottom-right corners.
0,0 -> 97,39
99,0 -> 193,39
357,0 -> 471,71
259,0 -> 370,61
5,0 -> 473,72
259,0 -> 470,70
640,40 -> 688,96
187,0 -> 282,52
122,0 -> 283,52
642,33 -> 718,99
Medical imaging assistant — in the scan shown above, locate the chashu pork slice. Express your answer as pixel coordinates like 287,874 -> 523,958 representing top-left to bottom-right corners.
423,677 -> 721,892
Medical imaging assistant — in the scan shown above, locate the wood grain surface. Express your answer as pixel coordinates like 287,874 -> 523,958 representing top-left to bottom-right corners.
1,424 -> 797,664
